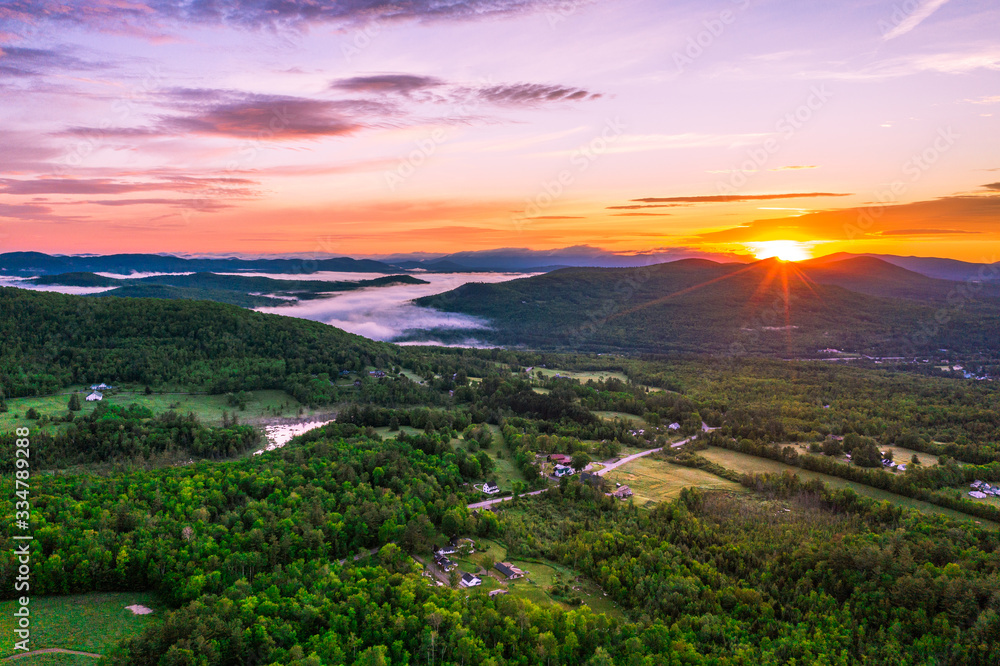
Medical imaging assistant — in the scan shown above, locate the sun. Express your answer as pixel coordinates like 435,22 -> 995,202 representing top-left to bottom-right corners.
747,240 -> 812,262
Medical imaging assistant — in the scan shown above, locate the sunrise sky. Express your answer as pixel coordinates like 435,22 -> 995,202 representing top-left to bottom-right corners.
1,0 -> 998,261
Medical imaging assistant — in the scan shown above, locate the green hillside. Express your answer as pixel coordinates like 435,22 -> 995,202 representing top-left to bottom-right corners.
417,258 -> 1000,355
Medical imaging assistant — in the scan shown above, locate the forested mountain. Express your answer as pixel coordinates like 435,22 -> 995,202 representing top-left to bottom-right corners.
0,286 -> 397,399
416,257 -> 1000,355
812,252 -> 1000,282
3,285 -> 1000,664
29,271 -> 428,308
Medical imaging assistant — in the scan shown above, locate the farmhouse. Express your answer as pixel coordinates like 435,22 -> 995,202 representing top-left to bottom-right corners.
482,482 -> 500,495
86,391 -> 103,402
612,485 -> 633,499
553,464 -> 574,477
90,383 -> 112,391
548,453 -> 572,465
434,554 -> 456,572
460,573 -> 482,588
494,562 -> 525,580
667,423 -> 681,431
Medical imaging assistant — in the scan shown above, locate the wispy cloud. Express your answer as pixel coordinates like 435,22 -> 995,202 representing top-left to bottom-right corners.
0,0 -> 589,34
626,192 -> 852,205
882,0 -> 952,40
0,176 -> 258,196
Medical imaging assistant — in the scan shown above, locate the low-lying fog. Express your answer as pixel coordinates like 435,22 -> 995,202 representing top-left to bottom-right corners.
2,271 -> 533,344
254,272 -> 535,344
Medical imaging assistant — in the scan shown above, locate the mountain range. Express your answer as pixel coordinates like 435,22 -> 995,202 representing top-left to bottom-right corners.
415,256 -> 1000,356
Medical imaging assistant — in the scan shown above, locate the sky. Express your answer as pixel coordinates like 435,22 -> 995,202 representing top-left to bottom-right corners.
0,0 -> 998,262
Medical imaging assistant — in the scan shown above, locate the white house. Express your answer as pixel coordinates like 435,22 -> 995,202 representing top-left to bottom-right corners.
553,464 -> 574,477
460,573 -> 482,588
86,392 -> 103,402
667,423 -> 681,431
482,482 -> 500,495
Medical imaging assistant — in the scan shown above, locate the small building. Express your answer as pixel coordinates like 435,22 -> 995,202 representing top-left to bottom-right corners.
90,383 -> 112,391
612,485 -> 633,499
488,589 -> 508,597
482,482 -> 500,495
667,423 -> 681,431
548,453 -> 572,465
434,555 -> 456,572
495,562 -> 525,580
970,491 -> 988,499
460,572 -> 482,588
86,391 -> 103,402
553,464 -> 574,477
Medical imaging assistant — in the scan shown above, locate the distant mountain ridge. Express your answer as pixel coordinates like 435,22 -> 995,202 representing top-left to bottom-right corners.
0,251 -> 399,276
808,252 -> 1000,282
415,256 -> 1000,355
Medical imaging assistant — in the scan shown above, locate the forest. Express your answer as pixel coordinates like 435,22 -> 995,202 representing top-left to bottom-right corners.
2,287 -> 1000,664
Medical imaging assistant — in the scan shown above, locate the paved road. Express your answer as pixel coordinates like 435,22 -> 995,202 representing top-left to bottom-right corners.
466,437 -> 697,509
594,436 -> 695,476
467,488 -> 548,510
5,648 -> 102,660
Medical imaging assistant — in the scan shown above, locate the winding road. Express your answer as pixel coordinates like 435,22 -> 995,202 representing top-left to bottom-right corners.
466,436 -> 696,509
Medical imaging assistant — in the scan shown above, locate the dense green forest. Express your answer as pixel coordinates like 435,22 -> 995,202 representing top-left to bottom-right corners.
3,287 -> 1000,663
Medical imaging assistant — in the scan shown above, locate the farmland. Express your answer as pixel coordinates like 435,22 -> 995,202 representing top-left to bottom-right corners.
603,455 -> 742,505
698,447 -> 991,524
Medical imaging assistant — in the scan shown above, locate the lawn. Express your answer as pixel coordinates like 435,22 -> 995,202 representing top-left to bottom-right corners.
530,368 -> 629,383
449,425 -> 527,493
592,411 -> 646,425
699,447 -> 992,525
0,592 -> 159,659
603,456 -> 742,506
0,388 -> 309,433
788,442 -> 939,468
504,559 -> 622,618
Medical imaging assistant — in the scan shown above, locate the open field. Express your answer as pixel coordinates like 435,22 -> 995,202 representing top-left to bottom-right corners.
0,388 -> 309,433
530,368 -> 628,383
788,442 -> 939,468
936,487 -> 1000,508
0,592 -> 159,660
504,559 -> 621,617
699,447 -> 992,525
593,411 -> 646,425
604,456 -> 742,506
